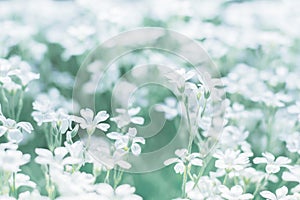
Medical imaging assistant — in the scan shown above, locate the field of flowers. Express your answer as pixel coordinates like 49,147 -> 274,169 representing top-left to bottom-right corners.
0,0 -> 300,199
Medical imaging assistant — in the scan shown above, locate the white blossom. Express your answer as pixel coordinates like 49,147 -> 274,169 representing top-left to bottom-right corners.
107,127 -> 145,156
72,108 -> 110,134
260,186 -> 295,200
110,107 -> 144,128
219,185 -> 253,200
95,183 -> 142,200
253,152 -> 291,174
164,149 -> 203,174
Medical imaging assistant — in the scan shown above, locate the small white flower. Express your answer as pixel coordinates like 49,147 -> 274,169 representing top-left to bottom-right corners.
64,141 -> 85,166
0,144 -> 30,173
35,147 -> 78,171
72,108 -> 110,134
95,183 -> 142,200
18,190 -> 49,200
213,149 -> 250,172
253,152 -> 291,174
186,176 -> 222,200
110,107 -> 144,128
107,127 -> 145,156
0,114 -> 33,143
283,132 -> 300,154
260,186 -> 294,200
219,185 -> 253,200
165,68 -> 195,92
9,173 -> 36,189
164,148 -> 203,174
282,165 -> 300,183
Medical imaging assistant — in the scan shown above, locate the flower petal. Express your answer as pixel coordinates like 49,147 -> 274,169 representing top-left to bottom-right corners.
131,143 -> 141,156
7,129 -> 23,143
96,123 -> 110,132
94,111 -> 109,123
130,117 -> 144,125
80,108 -> 94,123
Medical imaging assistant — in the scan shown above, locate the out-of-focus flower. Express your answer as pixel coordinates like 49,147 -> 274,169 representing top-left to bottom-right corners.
107,127 -> 145,156
253,152 -> 291,174
219,185 -> 253,200
110,107 -> 144,128
164,148 -> 203,174
260,186 -> 294,200
0,143 -> 30,172
18,190 -> 49,200
35,147 -> 78,171
155,97 -> 181,120
71,108 -> 110,135
9,173 -> 36,189
282,165 -> 300,183
165,69 -> 195,92
185,176 -> 222,200
95,183 -> 142,200
283,132 -> 300,154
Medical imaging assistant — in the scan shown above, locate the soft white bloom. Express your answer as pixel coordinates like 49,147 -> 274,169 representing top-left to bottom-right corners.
110,107 -> 144,128
155,97 -> 181,120
35,147 -> 78,171
287,101 -> 300,121
213,149 -> 250,172
164,149 -> 203,174
95,183 -> 142,200
72,108 -> 110,134
88,137 -> 132,170
0,144 -> 30,172
219,185 -> 253,200
253,152 -> 291,174
283,132 -> 300,154
165,68 -> 195,92
18,190 -> 49,200
9,173 -> 36,189
50,170 -> 96,196
282,165 -> 300,183
32,88 -> 75,126
64,141 -> 85,166
107,127 -> 145,156
260,186 -> 295,200
185,176 -> 222,200
0,112 -> 33,143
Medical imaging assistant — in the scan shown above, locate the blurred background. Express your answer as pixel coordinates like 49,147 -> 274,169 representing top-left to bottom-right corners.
1,0 -> 300,199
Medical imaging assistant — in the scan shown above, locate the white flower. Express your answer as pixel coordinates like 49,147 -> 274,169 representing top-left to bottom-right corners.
110,107 -> 144,128
186,176 -> 222,200
64,141 -> 85,166
253,152 -> 291,174
165,68 -> 195,92
72,108 -> 110,134
0,144 -> 30,172
95,183 -> 142,200
18,190 -> 49,200
35,147 -> 78,171
282,165 -> 300,183
213,149 -> 250,172
0,114 -> 33,143
260,186 -> 295,200
107,127 -> 145,156
88,137 -> 132,170
164,149 -> 203,174
283,132 -> 300,154
155,97 -> 181,120
9,173 -> 36,189
219,185 -> 253,200
50,170 -> 96,196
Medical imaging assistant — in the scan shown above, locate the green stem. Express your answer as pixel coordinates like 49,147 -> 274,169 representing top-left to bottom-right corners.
16,90 -> 24,122
181,166 -> 187,198
104,170 -> 111,184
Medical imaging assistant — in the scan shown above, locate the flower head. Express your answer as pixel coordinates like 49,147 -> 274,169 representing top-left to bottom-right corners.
164,148 -> 203,174
260,186 -> 294,200
110,107 -> 144,128
219,185 -> 253,200
107,128 -> 145,156
95,183 -> 142,200
253,152 -> 291,174
72,108 -> 110,135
